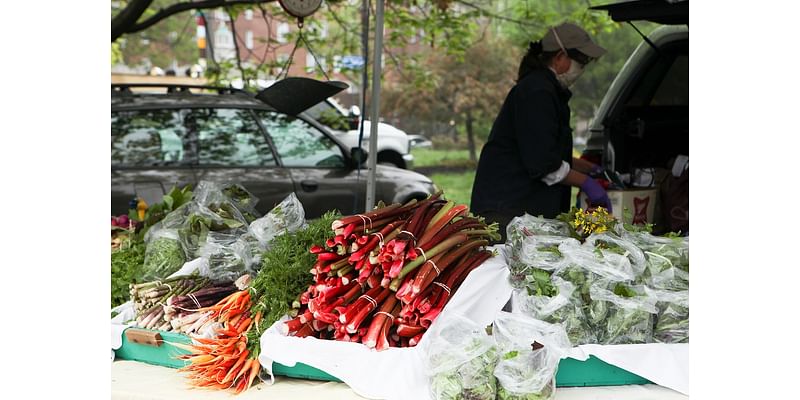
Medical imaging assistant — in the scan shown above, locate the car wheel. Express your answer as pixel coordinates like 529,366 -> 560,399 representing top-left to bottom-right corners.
377,151 -> 406,169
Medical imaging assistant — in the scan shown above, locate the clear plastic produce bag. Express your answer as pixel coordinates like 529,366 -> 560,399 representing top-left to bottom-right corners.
563,242 -> 637,283
198,232 -> 256,283
589,282 -> 658,344
248,193 -> 306,250
424,313 -> 498,400
506,235 -> 580,290
584,233 -> 646,277
141,228 -> 186,281
512,277 -> 595,346
507,214 -> 570,244
649,288 -> 689,343
194,181 -> 262,223
493,312 -> 570,400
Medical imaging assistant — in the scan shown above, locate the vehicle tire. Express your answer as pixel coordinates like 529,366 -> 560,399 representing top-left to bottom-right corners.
377,151 -> 406,169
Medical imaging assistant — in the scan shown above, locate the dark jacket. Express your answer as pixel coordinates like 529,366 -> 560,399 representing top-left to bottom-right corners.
471,68 -> 574,220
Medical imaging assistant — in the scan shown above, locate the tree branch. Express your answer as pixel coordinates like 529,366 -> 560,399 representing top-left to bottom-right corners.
454,0 -> 544,28
225,8 -> 248,84
120,0 -> 278,39
111,0 -> 154,42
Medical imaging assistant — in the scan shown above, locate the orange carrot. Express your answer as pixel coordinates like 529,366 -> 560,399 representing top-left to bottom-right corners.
232,358 -> 252,386
222,349 -> 249,384
245,358 -> 261,390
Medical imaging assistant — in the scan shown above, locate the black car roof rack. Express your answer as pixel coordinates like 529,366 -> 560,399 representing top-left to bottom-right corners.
111,83 -> 249,95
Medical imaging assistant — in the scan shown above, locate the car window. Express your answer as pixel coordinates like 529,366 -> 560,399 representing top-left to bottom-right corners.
187,108 -> 277,167
304,101 -> 350,131
256,110 -> 346,168
626,41 -> 688,107
111,109 -> 190,167
649,54 -> 688,106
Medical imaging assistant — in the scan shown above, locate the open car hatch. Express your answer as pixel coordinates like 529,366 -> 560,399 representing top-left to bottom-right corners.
255,77 -> 349,116
590,0 -> 688,25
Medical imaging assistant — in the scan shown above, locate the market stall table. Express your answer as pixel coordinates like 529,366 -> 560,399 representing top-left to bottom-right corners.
111,360 -> 688,400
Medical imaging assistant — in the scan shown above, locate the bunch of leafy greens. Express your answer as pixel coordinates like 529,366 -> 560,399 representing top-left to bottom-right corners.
431,345 -> 498,400
495,349 -> 555,400
654,301 -> 689,343
111,238 -> 145,309
133,185 -> 194,235
245,211 -> 340,355
524,268 -> 557,297
141,235 -> 186,281
600,284 -> 655,345
220,183 -> 260,223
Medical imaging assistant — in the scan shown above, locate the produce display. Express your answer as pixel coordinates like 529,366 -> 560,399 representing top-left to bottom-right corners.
281,194 -> 500,348
112,184 -> 687,399
506,208 -> 689,346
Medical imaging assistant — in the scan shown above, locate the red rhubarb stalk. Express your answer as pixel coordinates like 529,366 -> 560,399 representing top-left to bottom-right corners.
376,303 -> 402,351
362,295 -> 398,348
345,288 -> 391,334
396,323 -> 425,337
389,233 -> 468,291
411,239 -> 488,297
409,332 -> 425,347
418,203 -> 469,246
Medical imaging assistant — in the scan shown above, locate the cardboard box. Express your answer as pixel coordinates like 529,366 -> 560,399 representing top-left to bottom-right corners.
579,188 -> 658,226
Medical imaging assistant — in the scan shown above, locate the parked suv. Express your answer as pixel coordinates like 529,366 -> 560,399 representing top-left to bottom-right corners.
304,98 -> 415,169
584,0 -> 688,175
111,83 -> 436,219
583,0 -> 688,232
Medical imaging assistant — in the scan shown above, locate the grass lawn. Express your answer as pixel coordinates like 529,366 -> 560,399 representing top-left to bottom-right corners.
430,171 -> 476,207
412,148 -> 475,168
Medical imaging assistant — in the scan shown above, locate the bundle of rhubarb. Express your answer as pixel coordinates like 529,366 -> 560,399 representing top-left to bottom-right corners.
282,194 -> 500,350
130,275 -> 238,332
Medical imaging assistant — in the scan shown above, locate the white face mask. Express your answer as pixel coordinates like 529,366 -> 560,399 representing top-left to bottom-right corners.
556,58 -> 584,88
549,27 -> 586,88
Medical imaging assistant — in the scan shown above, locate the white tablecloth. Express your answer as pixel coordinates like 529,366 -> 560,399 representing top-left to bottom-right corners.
111,360 -> 688,400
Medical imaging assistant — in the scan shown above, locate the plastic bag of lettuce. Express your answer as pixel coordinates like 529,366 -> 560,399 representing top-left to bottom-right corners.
493,312 -> 571,400
424,313 -> 498,400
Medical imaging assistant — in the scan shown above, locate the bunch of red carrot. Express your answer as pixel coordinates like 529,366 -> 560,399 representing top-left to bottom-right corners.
170,288 -> 263,394
283,194 -> 498,350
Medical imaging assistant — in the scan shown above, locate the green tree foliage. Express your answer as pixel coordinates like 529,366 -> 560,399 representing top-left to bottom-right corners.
382,29 -> 517,160
113,0 -> 202,70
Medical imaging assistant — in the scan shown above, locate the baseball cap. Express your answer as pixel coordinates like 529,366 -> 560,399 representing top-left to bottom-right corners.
541,22 -> 607,59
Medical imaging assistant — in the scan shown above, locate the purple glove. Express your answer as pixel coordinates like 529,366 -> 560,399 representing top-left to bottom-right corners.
581,177 -> 612,212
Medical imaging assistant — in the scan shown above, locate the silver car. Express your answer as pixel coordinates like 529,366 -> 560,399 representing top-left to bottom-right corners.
111,83 -> 437,218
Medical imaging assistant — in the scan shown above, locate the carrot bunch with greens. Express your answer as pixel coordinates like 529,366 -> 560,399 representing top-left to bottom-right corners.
170,288 -> 261,394
283,194 -> 499,349
170,211 -> 340,394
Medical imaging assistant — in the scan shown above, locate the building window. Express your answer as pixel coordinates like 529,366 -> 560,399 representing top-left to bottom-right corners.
245,30 -> 254,49
306,53 -> 316,72
277,22 -> 290,44
245,9 -> 254,20
214,24 -> 234,49
333,55 -> 342,73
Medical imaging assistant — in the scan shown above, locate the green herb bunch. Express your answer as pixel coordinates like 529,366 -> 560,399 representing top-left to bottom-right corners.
245,211 -> 340,355
111,238 -> 146,309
